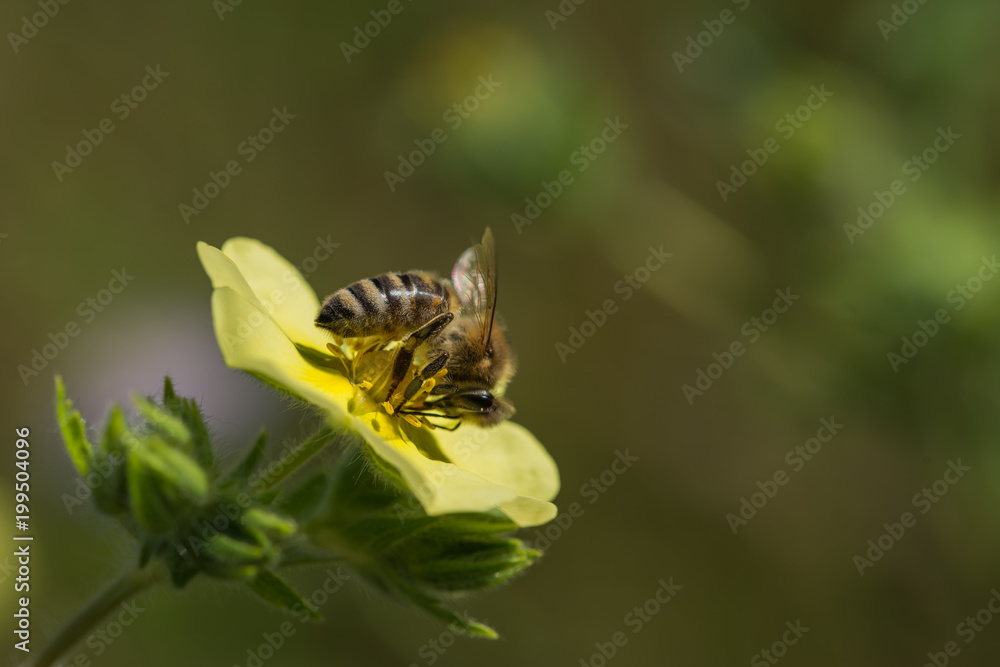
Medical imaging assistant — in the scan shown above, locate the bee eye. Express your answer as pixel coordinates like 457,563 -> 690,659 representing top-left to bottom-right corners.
486,346 -> 494,357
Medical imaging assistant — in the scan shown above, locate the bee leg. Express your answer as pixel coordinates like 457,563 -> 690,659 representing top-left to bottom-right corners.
428,419 -> 462,432
383,313 -> 454,401
396,410 -> 463,431
402,352 -> 449,402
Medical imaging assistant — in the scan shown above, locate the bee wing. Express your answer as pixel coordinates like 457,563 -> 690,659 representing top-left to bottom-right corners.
451,228 -> 498,344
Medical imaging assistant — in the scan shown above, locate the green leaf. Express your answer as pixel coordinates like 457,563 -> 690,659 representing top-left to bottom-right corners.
226,429 -> 268,485
392,579 -> 498,639
247,569 -> 322,621
55,376 -> 93,476
276,473 -> 329,522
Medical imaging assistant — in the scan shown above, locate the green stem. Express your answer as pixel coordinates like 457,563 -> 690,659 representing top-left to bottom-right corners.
27,564 -> 165,667
259,425 -> 337,491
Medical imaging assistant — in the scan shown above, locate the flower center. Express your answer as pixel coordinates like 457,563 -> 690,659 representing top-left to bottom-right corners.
324,336 -> 451,429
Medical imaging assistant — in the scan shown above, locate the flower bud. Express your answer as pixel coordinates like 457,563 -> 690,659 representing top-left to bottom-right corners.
309,446 -> 543,637
127,438 -> 209,535
54,377 -> 317,620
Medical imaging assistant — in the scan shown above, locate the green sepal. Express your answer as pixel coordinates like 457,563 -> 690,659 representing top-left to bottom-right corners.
167,556 -> 200,588
243,508 -> 297,538
204,534 -> 274,568
91,407 -> 133,515
158,377 -> 214,470
247,569 -> 322,621
226,429 -> 268,485
133,394 -> 191,448
359,442 -> 409,493
407,540 -> 540,591
311,446 -> 543,639
100,406 -> 134,457
55,376 -> 94,476
389,579 -> 498,639
127,438 -> 209,535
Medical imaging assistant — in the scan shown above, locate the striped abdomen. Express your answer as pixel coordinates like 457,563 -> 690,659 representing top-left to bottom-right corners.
315,272 -> 454,339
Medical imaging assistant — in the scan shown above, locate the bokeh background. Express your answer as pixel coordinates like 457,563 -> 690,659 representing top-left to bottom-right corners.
4,1 -> 1000,665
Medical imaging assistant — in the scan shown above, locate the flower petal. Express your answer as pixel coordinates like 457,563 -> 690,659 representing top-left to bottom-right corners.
497,497 -> 558,527
210,287 -> 354,420
198,241 -> 265,311
434,421 -> 560,503
204,238 -> 331,353
351,411 -> 522,517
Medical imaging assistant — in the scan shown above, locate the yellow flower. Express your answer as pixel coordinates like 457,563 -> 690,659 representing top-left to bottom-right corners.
197,238 -> 559,527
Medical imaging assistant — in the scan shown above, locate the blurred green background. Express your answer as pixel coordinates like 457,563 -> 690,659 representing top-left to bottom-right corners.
4,0 -> 1000,665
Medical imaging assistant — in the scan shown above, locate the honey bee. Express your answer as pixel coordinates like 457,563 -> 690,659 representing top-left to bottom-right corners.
315,229 -> 515,427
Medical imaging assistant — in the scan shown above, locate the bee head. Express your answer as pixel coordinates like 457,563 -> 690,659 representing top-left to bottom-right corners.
435,389 -> 515,427
440,317 -> 516,395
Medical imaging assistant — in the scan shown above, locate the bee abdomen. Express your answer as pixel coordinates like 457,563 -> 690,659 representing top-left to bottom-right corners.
316,272 -> 451,338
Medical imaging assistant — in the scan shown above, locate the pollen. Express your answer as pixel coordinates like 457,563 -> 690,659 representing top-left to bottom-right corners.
322,330 -> 454,427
